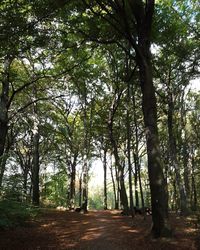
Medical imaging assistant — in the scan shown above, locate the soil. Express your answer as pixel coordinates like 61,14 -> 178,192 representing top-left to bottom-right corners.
0,209 -> 199,250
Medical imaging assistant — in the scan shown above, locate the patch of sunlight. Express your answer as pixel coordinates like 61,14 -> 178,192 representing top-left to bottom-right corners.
183,228 -> 197,233
110,210 -> 120,214
83,221 -> 89,225
87,227 -> 104,231
63,243 -> 76,248
121,226 -> 131,230
127,229 -> 139,233
56,206 -> 67,211
41,222 -> 56,228
81,232 -> 102,241
98,218 -> 109,222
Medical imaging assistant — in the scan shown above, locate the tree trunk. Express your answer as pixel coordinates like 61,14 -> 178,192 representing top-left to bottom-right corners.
79,175 -> 82,207
140,64 -> 170,236
82,161 -> 88,213
103,148 -> 108,210
182,140 -> 190,209
191,155 -> 197,211
32,128 -> 40,206
132,93 -> 140,208
0,142 -> 8,189
69,161 -> 76,210
68,153 -> 78,209
138,160 -> 145,212
167,93 -> 188,215
32,88 -> 40,206
172,178 -> 178,212
0,57 -> 11,188
81,86 -> 90,213
23,166 -> 29,202
108,92 -> 129,214
130,0 -> 171,237
180,103 -> 190,211
110,156 -> 118,209
32,130 -> 40,206
119,166 -> 129,214
127,83 -> 134,216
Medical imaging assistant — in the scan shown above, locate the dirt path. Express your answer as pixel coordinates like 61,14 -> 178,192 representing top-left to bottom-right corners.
0,209 -> 199,250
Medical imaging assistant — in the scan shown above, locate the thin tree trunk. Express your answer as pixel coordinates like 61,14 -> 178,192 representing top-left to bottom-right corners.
82,97 -> 88,213
119,166 -> 129,214
132,92 -> 145,213
110,155 -> 118,209
79,175 -> 82,207
108,91 -> 129,214
132,93 -> 140,208
172,179 -> 177,212
103,148 -> 108,210
180,101 -> 190,211
191,155 -> 197,211
116,167 -> 120,210
182,140 -> 190,209
114,162 -> 120,209
32,88 -> 40,206
82,160 -> 88,212
69,158 -> 76,210
32,130 -> 40,206
138,160 -> 145,212
167,93 -> 188,215
0,57 -> 11,188
23,167 -> 29,202
127,82 -> 134,217
0,146 -> 8,189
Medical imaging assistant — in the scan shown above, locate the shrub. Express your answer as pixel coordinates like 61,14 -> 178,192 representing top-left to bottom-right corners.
0,199 -> 39,229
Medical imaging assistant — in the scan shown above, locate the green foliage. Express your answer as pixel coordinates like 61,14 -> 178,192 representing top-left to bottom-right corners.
88,186 -> 104,210
0,199 -> 39,229
41,171 -> 68,207
1,173 -> 24,201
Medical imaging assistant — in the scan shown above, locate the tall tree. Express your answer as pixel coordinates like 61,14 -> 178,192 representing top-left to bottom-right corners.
74,0 -> 171,237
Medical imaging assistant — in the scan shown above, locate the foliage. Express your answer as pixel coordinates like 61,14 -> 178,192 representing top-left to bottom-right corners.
0,199 -> 40,229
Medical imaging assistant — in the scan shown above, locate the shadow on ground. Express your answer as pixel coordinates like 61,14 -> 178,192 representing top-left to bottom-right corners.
0,210 -> 198,250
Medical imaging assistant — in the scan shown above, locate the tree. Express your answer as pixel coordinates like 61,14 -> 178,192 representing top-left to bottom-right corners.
71,0 -> 171,237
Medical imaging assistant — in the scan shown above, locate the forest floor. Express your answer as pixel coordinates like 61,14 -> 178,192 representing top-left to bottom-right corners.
0,209 -> 199,250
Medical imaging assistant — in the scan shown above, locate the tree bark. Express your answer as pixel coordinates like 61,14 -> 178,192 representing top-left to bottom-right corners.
191,154 -> 197,211
130,0 -> 171,237
138,160 -> 145,213
32,88 -> 40,206
103,148 -> 108,210
81,98 -> 88,213
32,131 -> 40,206
69,164 -> 76,210
69,158 -> 77,210
79,175 -> 82,207
132,93 -> 140,208
108,91 -> 129,214
110,155 -> 118,209
0,57 -> 11,188
126,82 -> 134,216
32,129 -> 40,206
0,142 -> 8,189
167,92 -> 188,215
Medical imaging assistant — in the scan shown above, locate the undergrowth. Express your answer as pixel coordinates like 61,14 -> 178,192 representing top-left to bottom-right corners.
0,199 -> 40,229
